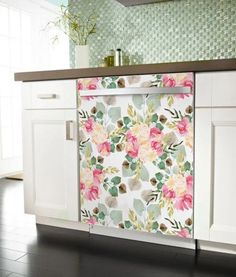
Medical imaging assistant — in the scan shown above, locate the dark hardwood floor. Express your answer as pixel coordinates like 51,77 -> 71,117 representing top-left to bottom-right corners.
0,178 -> 235,277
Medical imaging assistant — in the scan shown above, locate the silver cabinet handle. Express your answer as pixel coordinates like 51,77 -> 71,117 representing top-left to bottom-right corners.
37,94 -> 57,99
66,121 -> 74,140
79,86 -> 191,97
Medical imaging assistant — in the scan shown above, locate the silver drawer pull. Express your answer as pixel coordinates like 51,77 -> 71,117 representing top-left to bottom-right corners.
66,121 -> 74,140
37,94 -> 57,99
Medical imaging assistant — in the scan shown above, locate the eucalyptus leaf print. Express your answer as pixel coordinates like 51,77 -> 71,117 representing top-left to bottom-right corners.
78,72 -> 194,238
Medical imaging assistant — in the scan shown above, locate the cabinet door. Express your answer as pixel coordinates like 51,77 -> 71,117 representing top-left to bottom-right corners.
23,109 -> 79,221
195,108 -> 236,245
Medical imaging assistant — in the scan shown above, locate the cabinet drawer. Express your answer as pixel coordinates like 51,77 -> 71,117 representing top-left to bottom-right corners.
196,71 -> 236,107
22,80 -> 77,109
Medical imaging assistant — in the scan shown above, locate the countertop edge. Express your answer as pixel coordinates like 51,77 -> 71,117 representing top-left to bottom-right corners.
14,59 -> 236,82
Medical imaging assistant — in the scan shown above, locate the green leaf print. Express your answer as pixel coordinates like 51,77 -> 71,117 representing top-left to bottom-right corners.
132,94 -> 144,109
124,220 -> 132,229
108,82 -> 117,89
98,212 -> 105,220
140,165 -> 149,181
133,199 -> 145,216
96,111 -> 103,119
109,186 -> 118,197
91,156 -> 96,165
122,166 -> 135,177
155,172 -> 163,181
158,161 -> 165,170
146,95 -> 161,111
111,176 -> 121,185
147,204 -> 161,219
108,107 -> 121,123
96,102 -> 105,113
152,222 -> 159,230
123,116 -> 131,125
98,203 -> 108,215
184,161 -> 191,171
110,210 -> 122,225
111,136 -> 121,143
151,113 -> 158,123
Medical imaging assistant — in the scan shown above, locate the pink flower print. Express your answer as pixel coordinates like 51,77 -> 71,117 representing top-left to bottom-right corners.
88,216 -> 97,225
80,182 -> 85,190
163,184 -> 176,199
176,93 -> 190,99
77,81 -> 84,91
151,140 -> 163,156
162,75 -> 176,87
177,117 -> 189,135
126,131 -> 139,158
174,194 -> 192,211
183,79 -> 193,89
85,185 -> 100,201
177,228 -> 189,238
98,141 -> 111,156
186,175 -> 193,194
84,117 -> 94,133
126,131 -> 137,143
93,169 -> 104,186
81,96 -> 95,101
150,127 -> 162,138
88,78 -> 99,90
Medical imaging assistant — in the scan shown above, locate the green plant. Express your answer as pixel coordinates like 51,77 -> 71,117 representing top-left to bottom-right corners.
48,4 -> 97,45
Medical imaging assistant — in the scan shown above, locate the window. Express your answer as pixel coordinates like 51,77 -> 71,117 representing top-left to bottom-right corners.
0,0 -> 69,176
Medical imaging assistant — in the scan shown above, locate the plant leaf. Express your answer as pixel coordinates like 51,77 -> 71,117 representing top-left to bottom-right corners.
146,95 -> 161,112
98,203 -> 108,215
132,95 -> 144,109
124,220 -> 132,229
147,204 -> 161,219
110,210 -> 122,225
108,107 -> 121,123
140,165 -> 149,181
109,186 -> 118,197
111,176 -> 121,185
96,102 -> 105,113
133,199 -> 145,216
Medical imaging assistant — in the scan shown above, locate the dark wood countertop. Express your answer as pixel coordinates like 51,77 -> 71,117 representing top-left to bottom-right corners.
15,59 -> 236,82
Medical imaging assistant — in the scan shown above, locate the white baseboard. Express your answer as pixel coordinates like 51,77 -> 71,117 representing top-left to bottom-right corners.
90,225 -> 195,249
36,216 -> 89,232
198,240 -> 236,255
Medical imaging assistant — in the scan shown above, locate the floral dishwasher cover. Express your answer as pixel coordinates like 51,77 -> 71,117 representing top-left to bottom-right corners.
78,73 -> 194,238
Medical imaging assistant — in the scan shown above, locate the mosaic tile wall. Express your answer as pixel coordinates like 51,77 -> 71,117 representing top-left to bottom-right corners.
69,0 -> 236,67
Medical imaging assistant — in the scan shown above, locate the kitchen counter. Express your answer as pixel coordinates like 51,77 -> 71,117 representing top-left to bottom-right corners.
15,59 -> 236,82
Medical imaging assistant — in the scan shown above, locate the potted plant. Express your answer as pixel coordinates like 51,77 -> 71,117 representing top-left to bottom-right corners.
48,4 -> 97,68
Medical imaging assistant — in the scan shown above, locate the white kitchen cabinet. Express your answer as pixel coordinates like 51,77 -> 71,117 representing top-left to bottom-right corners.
22,80 -> 79,221
195,71 -> 236,245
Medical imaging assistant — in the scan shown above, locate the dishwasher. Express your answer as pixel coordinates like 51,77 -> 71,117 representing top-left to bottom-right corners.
78,72 -> 194,238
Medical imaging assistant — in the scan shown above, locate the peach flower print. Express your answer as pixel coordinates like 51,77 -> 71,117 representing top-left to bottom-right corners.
91,122 -> 108,145
97,141 -> 111,156
139,143 -> 156,162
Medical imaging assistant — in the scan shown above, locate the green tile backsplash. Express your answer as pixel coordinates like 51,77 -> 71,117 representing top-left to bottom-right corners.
69,0 -> 236,67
